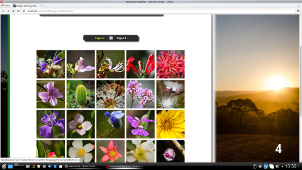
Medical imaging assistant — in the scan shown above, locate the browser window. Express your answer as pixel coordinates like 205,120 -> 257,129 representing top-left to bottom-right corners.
0,0 -> 300,169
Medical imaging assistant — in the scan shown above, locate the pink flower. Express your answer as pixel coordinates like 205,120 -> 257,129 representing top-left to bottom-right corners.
38,81 -> 63,106
136,88 -> 154,108
163,148 -> 175,161
99,140 -> 122,162
75,57 -> 95,73
68,113 -> 92,136
127,80 -> 141,97
157,51 -> 185,78
46,152 -> 55,158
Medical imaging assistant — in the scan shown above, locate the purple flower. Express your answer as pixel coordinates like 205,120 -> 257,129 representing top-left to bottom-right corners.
141,115 -> 155,123
38,81 -> 64,106
53,52 -> 65,65
131,125 -> 149,136
126,115 -> 140,128
127,114 -> 154,137
39,61 -> 48,73
75,57 -> 95,73
56,119 -> 65,133
40,111 -> 65,138
163,148 -> 176,161
68,113 -> 92,136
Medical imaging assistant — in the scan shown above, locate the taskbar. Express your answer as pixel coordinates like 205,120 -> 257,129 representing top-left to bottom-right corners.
0,163 -> 300,170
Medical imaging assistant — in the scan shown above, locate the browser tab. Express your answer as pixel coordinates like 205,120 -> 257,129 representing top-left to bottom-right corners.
12,4 -> 42,8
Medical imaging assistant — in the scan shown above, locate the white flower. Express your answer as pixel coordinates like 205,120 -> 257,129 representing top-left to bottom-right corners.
158,95 -> 178,108
105,57 -> 124,72
69,140 -> 94,162
96,84 -> 125,109
127,140 -> 155,162
164,81 -> 183,94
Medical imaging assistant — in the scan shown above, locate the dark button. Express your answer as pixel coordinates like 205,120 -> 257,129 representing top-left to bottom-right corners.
83,35 -> 139,42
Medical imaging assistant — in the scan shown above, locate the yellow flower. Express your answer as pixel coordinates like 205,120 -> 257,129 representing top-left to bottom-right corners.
156,110 -> 185,138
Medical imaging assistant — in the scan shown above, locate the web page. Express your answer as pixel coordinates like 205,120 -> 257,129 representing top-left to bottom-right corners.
0,1 -> 300,169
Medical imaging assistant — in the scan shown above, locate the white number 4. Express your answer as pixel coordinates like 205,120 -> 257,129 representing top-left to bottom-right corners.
275,144 -> 282,153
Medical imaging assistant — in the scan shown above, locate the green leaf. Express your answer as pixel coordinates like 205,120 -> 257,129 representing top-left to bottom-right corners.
126,140 -> 136,150
36,147 -> 39,158
57,50 -> 65,59
96,111 -> 124,138
141,135 -> 149,138
70,89 -> 75,93
37,83 -> 47,92
70,130 -> 76,138
143,110 -> 151,130
175,90 -> 185,95
36,140 -> 46,158
91,110 -> 95,120
88,110 -> 95,138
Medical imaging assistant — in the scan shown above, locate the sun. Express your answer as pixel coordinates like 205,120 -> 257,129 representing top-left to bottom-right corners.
266,76 -> 288,90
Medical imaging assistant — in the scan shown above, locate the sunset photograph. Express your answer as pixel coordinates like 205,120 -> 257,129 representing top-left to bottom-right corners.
214,15 -> 299,162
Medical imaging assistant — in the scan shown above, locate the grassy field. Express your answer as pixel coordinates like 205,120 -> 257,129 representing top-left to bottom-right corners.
216,134 -> 299,162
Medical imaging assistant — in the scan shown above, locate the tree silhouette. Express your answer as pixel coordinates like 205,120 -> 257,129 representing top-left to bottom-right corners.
227,99 -> 260,125
1,71 -> 7,91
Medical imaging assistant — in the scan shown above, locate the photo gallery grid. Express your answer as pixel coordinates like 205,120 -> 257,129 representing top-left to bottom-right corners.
36,50 -> 185,163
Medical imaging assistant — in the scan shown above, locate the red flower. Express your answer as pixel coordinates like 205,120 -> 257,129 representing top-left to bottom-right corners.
145,54 -> 155,78
126,57 -> 139,75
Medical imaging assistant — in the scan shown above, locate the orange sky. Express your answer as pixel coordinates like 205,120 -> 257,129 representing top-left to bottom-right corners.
215,15 -> 299,91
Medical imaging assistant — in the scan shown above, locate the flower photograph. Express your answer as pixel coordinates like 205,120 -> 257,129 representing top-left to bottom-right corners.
36,140 -> 65,158
67,50 -> 95,78
37,110 -> 65,138
67,110 -> 95,138
156,140 -> 185,162
156,50 -> 185,78
126,140 -> 155,162
96,110 -> 125,138
67,80 -> 95,108
126,50 -> 155,78
37,80 -> 65,108
126,80 -> 155,108
97,140 -> 124,163
156,110 -> 185,138
67,140 -> 95,162
96,50 -> 125,78
157,80 -> 185,108
36,50 -> 65,78
126,110 -> 155,138
96,80 -> 125,109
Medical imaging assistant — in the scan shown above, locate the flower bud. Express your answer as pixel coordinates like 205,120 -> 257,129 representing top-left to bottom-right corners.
76,84 -> 87,108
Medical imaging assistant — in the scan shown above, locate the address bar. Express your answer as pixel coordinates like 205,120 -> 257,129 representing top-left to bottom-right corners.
22,9 -> 296,14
